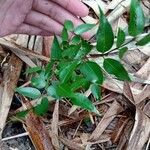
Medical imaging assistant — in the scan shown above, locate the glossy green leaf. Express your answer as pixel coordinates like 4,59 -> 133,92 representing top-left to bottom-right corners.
61,41 -> 69,50
57,84 -> 74,97
62,45 -> 80,59
31,76 -> 46,89
47,82 -> 60,99
64,20 -> 74,31
70,78 -> 88,91
79,61 -> 104,84
45,61 -> 53,79
136,34 -> 150,46
16,110 -> 29,119
117,28 -> 125,47
119,47 -> 128,59
25,66 -> 42,74
47,83 -> 73,98
103,58 -> 130,81
128,0 -> 145,36
58,60 -> 70,71
51,36 -> 62,60
74,24 -> 96,35
96,7 -> 114,53
71,35 -> 81,44
15,87 -> 41,99
62,28 -> 69,41
70,93 -> 99,114
34,97 -> 49,116
59,61 -> 79,83
91,84 -> 101,100
75,40 -> 93,59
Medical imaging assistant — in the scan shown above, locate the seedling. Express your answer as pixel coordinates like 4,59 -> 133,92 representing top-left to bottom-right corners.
15,0 -> 150,117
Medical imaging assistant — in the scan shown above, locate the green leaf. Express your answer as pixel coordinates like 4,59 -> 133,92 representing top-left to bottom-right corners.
47,82 -> 73,98
128,0 -> 145,36
31,71 -> 47,89
74,24 -> 96,35
61,28 -> 69,41
71,35 -> 81,44
31,76 -> 46,89
45,61 -> 53,79
103,58 -> 130,81
79,61 -> 104,84
64,20 -> 74,31
25,66 -> 42,74
51,36 -> 62,60
57,84 -> 74,97
119,47 -> 128,59
70,78 -> 88,91
96,7 -> 114,53
47,82 -> 60,99
62,45 -> 80,59
15,87 -> 41,99
117,28 -> 126,47
91,84 -> 101,100
16,110 -> 29,119
70,93 -> 99,114
61,41 -> 69,50
59,61 -> 79,83
136,34 -> 150,46
34,97 -> 49,116
75,40 -> 93,59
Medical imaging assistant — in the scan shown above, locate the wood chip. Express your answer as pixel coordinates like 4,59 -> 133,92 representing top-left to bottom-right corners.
26,112 -> 54,150
51,100 -> 60,150
0,54 -> 22,137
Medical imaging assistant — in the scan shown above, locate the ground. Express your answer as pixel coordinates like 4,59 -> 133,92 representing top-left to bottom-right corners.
0,0 -> 150,150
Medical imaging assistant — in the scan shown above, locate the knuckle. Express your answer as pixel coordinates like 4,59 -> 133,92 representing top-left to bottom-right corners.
48,7 -> 57,19
39,18 -> 46,28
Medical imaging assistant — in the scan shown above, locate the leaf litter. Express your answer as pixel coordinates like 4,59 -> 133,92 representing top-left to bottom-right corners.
0,0 -> 150,150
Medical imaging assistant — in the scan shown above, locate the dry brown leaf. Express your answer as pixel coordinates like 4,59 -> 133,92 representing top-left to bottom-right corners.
89,101 -> 124,141
83,134 -> 110,146
116,119 -> 134,150
111,116 -> 129,143
143,101 -> 150,117
0,38 -> 49,62
126,108 -> 150,150
59,137 -> 84,150
107,0 -> 130,23
123,82 -> 135,104
135,57 -> 150,80
49,102 -> 79,119
103,78 -> 141,94
134,85 -> 150,104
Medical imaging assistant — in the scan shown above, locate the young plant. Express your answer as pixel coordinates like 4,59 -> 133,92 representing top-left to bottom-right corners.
15,0 -> 149,117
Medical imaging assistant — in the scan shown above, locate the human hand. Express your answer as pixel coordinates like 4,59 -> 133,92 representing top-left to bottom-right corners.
0,0 -> 89,37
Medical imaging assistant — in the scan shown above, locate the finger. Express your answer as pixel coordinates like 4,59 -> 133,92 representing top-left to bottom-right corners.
24,10 -> 63,35
33,0 -> 83,26
15,23 -> 52,36
32,0 -> 92,39
50,0 -> 89,17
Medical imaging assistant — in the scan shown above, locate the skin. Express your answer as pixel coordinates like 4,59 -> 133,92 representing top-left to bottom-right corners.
0,0 -> 89,37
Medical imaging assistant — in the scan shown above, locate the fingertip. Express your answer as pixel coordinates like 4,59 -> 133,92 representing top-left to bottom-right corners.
78,4 -> 89,17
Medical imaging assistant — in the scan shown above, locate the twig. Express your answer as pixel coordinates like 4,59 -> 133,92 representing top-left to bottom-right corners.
1,132 -> 29,141
146,137 -> 150,150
